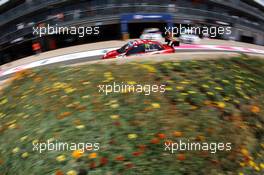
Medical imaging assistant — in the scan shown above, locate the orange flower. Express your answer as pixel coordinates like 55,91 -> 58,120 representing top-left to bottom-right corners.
73,119 -> 81,126
157,133 -> 166,139
72,149 -> 84,159
173,131 -> 183,137
33,77 -> 43,83
115,155 -> 125,161
125,162 -> 134,169
88,152 -> 97,159
251,105 -> 260,113
100,157 -> 108,166
196,135 -> 205,142
0,159 -> 3,165
138,144 -> 147,151
13,69 -> 32,81
211,159 -> 220,165
177,153 -> 186,161
132,151 -> 142,157
89,162 -> 96,169
75,105 -> 86,112
57,112 -> 72,120
55,170 -> 64,175
151,138 -> 160,144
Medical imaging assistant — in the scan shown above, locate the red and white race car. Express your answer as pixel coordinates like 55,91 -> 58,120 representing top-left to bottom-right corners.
102,39 -> 175,59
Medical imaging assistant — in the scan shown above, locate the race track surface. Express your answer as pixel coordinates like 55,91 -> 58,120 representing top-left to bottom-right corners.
1,42 -> 264,82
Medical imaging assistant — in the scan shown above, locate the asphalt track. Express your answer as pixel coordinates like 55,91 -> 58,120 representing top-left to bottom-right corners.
1,44 -> 264,82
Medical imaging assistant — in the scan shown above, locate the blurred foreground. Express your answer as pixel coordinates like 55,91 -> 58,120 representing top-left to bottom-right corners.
0,56 -> 264,175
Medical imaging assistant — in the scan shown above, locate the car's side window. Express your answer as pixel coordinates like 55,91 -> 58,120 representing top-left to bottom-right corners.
151,44 -> 163,51
145,44 -> 163,52
126,44 -> 145,55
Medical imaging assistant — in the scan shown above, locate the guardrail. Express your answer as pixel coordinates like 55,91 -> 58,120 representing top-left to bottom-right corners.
209,0 -> 264,20
0,4 -> 263,45
0,0 -> 63,26
1,0 -> 264,26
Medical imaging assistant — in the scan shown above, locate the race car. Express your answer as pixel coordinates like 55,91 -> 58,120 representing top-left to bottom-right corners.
140,28 -> 163,42
102,39 -> 175,59
179,29 -> 200,44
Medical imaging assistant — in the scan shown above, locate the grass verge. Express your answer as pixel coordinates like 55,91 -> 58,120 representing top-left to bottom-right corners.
0,56 -> 263,175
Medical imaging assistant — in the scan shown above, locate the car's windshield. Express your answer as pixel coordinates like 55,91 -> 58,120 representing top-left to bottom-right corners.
117,42 -> 133,53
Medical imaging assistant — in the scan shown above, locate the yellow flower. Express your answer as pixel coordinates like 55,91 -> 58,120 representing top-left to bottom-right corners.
254,166 -> 260,171
21,152 -> 29,159
176,86 -> 184,90
241,148 -> 249,156
8,123 -> 17,129
82,95 -> 90,99
215,87 -> 223,91
188,91 -> 196,94
76,125 -> 85,129
12,147 -> 20,154
165,87 -> 173,91
110,104 -> 119,108
140,64 -> 157,73
0,98 -> 8,105
110,115 -> 119,120
180,81 -> 189,85
127,81 -> 136,85
236,86 -> 242,90
234,100 -> 240,104
128,134 -> 138,139
239,162 -> 245,167
109,100 -> 117,104
222,80 -> 230,84
216,102 -> 226,109
191,105 -> 198,110
82,81 -> 90,85
20,136 -> 28,142
32,139 -> 39,145
260,163 -> 264,169
0,113 -> 5,119
236,79 -> 244,83
151,103 -> 160,109
88,152 -> 97,159
249,160 -> 256,167
104,72 -> 112,77
207,92 -> 214,96
66,170 -> 77,175
64,87 -> 76,94
56,155 -> 66,162
238,173 -> 244,175
224,97 -> 231,101
53,82 -> 68,89
202,84 -> 209,88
